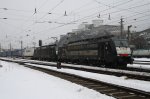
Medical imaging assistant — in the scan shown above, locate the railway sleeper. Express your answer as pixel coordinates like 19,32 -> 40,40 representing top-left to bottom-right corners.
118,95 -> 139,99
80,83 -> 100,86
74,81 -> 95,84
112,92 -> 133,97
92,86 -> 108,90
99,89 -> 117,93
121,95 -> 147,99
86,85 -> 104,87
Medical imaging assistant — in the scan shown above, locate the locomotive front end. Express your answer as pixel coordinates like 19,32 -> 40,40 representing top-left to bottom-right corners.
114,39 -> 133,66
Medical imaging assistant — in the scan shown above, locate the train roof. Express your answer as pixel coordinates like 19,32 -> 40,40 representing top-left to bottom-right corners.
68,35 -> 113,44
58,29 -> 113,47
35,44 -> 56,49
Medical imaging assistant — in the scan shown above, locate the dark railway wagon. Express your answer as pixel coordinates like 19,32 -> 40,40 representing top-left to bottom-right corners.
11,49 -> 22,57
33,44 -> 57,61
0,49 -> 22,57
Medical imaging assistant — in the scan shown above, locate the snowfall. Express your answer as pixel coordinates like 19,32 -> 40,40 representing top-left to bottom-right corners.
0,60 -> 114,99
1,58 -> 150,99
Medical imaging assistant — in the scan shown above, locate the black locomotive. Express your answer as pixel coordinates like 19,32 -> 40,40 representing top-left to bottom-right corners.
57,35 -> 133,68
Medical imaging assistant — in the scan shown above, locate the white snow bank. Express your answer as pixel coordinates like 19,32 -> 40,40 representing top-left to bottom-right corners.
26,63 -> 150,93
128,64 -> 150,70
134,58 -> 150,61
0,60 -> 114,99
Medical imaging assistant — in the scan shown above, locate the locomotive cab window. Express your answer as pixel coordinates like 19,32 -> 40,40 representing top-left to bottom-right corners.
114,40 -> 128,47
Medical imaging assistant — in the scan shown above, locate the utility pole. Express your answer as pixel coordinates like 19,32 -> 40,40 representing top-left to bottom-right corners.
9,43 -> 12,57
51,37 -> 61,69
39,40 -> 42,60
120,17 -> 124,39
21,41 -> 23,57
51,37 -> 58,51
33,42 -> 36,49
0,43 -> 1,52
127,25 -> 132,43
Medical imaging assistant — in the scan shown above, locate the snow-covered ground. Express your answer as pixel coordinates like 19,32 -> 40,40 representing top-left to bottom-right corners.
1,57 -> 150,96
0,60 -> 114,99
134,58 -> 150,61
127,58 -> 150,70
128,64 -> 150,70
26,63 -> 150,93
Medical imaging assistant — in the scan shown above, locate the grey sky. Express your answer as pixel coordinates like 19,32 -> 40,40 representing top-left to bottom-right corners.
0,0 -> 150,49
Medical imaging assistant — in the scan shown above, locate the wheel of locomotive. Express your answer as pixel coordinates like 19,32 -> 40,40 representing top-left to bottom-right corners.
105,62 -> 112,68
117,62 -> 127,69
92,60 -> 99,66
110,62 -> 118,68
105,62 -> 117,68
122,63 -> 127,68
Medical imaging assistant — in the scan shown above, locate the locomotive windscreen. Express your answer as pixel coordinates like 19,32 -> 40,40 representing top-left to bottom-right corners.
114,39 -> 128,47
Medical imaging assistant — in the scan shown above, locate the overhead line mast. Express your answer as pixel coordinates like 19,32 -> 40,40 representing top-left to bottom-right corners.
0,43 -> 1,52
120,17 -> 124,38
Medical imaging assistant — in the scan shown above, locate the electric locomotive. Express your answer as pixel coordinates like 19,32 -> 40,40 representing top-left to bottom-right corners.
58,35 -> 133,68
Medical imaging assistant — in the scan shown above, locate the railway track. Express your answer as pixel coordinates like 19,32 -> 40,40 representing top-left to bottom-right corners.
1,58 -> 150,81
134,60 -> 150,65
23,63 -> 150,99
26,62 -> 150,81
20,59 -> 150,74
125,66 -> 150,73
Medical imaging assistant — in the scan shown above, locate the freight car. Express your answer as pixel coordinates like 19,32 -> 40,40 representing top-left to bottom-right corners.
132,49 -> 150,57
0,50 -> 11,57
33,44 -> 57,61
58,35 -> 133,68
23,47 -> 34,59
11,49 -> 22,57
0,49 -> 22,57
